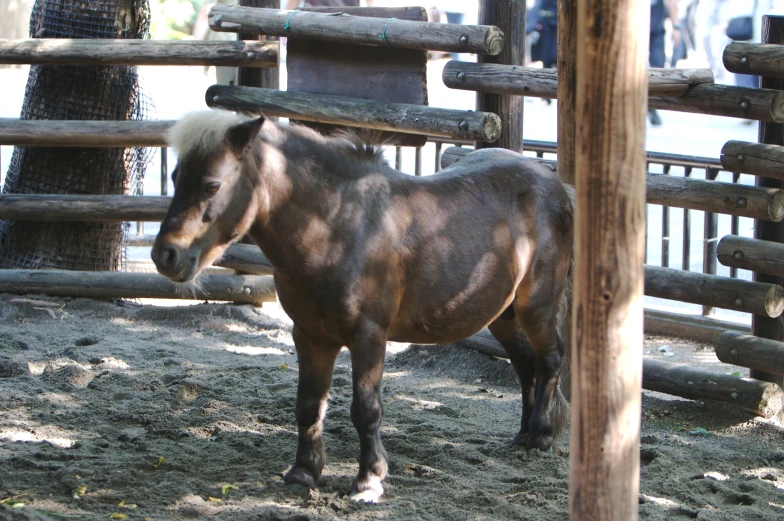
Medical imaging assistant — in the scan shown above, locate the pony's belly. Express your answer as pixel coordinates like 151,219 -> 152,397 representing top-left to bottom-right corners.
387,293 -> 513,345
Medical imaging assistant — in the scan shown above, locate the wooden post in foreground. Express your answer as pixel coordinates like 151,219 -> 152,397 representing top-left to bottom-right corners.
752,15 -> 784,388
569,1 -> 648,520
475,0 -> 524,151
557,0 -> 577,401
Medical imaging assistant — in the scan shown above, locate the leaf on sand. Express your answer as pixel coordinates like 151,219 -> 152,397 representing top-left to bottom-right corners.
118,500 -> 138,509
153,456 -> 166,469
221,484 -> 238,496
72,485 -> 87,498
1,499 -> 25,508
208,497 -> 223,502
109,514 -> 129,520
278,363 -> 289,370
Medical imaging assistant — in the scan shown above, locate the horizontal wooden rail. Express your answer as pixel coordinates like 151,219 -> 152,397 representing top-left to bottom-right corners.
723,42 -> 784,79
641,358 -> 783,418
456,330 -> 783,418
721,140 -> 784,179
648,84 -> 784,123
0,195 -> 171,221
441,62 -> 783,122
208,5 -> 503,55
0,39 -> 278,67
218,243 -> 274,275
442,62 -> 713,98
717,235 -> 784,277
128,236 -> 274,275
206,85 -> 501,142
644,265 -> 784,317
716,331 -> 784,377
646,173 -> 784,221
442,147 -> 784,221
0,270 -> 276,304
0,119 -> 173,147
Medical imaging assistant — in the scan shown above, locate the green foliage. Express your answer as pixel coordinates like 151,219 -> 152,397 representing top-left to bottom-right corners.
149,0 -> 202,40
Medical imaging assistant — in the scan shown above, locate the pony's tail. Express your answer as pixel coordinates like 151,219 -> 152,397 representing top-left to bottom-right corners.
551,181 -> 575,439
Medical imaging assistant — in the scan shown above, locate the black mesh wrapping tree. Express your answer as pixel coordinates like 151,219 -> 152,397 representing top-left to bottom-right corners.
0,0 -> 153,271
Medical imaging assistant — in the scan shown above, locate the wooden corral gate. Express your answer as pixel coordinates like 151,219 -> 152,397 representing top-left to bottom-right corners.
1,1 -> 784,519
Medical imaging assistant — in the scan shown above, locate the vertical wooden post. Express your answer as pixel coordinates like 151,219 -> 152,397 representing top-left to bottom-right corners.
752,15 -> 784,388
238,0 -> 279,91
569,1 -> 648,520
475,0 -> 524,152
557,0 -> 578,401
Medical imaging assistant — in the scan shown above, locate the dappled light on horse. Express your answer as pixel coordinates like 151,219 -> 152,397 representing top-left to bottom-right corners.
153,110 -> 574,503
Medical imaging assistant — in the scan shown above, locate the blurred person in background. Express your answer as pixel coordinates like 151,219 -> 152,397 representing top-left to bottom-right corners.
649,0 -> 680,125
526,0 -> 558,70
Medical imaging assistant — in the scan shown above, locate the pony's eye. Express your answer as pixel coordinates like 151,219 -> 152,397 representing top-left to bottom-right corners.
205,182 -> 221,195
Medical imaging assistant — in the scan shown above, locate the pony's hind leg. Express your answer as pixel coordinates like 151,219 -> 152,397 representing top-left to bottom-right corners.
347,320 -> 389,503
514,294 -> 570,451
284,326 -> 342,488
488,316 -> 536,446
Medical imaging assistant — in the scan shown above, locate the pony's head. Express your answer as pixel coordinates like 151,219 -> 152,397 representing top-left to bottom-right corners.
152,110 -> 265,282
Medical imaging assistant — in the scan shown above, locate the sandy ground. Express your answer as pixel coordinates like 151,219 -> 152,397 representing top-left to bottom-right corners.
0,293 -> 782,521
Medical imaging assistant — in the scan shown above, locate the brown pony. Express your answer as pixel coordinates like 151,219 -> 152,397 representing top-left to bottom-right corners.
152,110 -> 573,502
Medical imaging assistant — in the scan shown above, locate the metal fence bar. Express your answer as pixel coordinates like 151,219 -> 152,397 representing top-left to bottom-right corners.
703,167 -> 720,316
662,163 -> 671,268
731,171 -> 741,278
683,166 -> 692,271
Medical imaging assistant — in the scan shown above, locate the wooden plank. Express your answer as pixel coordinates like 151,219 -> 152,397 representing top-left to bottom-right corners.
455,334 -> 784,418
0,39 -> 278,67
723,42 -> 784,79
716,331 -> 784,377
0,194 -> 171,221
646,173 -> 784,222
752,16 -> 784,388
0,119 -> 172,147
287,6 -> 427,148
717,235 -> 784,277
721,140 -> 784,179
208,4 -> 504,55
642,358 -> 783,418
644,265 -> 784,317
474,0 -> 524,152
206,86 -> 501,142
443,62 -> 713,98
0,270 -> 276,305
569,0 -> 647,518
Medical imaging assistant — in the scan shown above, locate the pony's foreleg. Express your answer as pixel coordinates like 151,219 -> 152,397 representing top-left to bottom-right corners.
348,320 -> 389,503
284,326 -> 341,488
487,317 -> 537,446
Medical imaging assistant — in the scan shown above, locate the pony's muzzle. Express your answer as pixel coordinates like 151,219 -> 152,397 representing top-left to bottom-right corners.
154,244 -> 178,270
151,242 -> 194,282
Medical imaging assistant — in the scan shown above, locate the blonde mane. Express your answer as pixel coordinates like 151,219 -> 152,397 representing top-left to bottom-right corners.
167,110 -> 252,157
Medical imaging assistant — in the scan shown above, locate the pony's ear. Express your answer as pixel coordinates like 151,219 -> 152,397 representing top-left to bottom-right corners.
226,116 -> 265,154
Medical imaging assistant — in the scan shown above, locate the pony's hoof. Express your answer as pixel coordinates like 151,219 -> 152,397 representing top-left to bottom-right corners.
526,434 -> 554,452
350,475 -> 384,503
283,466 -> 317,489
511,431 -> 529,447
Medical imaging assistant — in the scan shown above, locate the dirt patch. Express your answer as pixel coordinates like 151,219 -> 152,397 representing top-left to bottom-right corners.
0,294 -> 782,520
